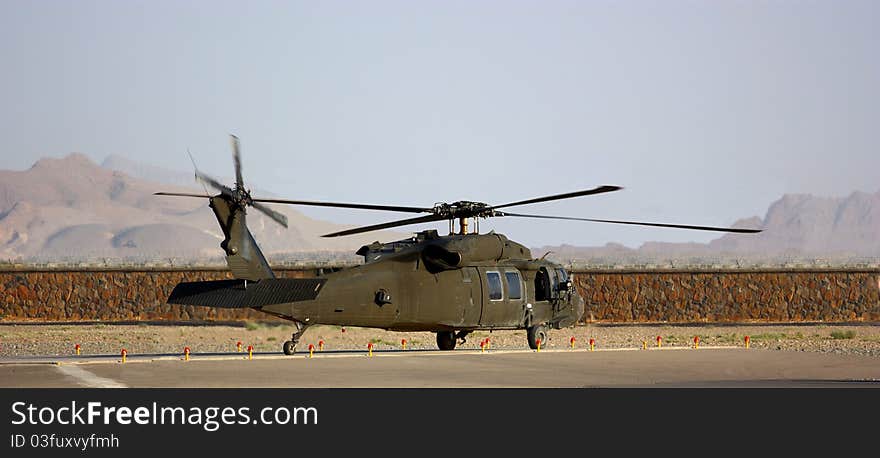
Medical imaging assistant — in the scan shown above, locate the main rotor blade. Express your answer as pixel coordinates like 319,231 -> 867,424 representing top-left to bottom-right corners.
490,185 -> 622,210
500,212 -> 763,233
195,170 -> 235,198
251,201 -> 289,228
153,192 -> 213,198
322,214 -> 447,238
252,198 -> 431,214
230,134 -> 243,187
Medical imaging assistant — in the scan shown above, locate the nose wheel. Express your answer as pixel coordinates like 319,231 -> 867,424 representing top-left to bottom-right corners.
282,340 -> 297,355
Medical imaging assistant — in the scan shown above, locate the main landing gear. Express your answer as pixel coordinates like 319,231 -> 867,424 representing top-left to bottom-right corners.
527,324 -> 548,350
436,330 -> 471,350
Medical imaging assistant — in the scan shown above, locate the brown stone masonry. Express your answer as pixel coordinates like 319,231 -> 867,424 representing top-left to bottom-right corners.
1,267 -> 878,323
576,269 -> 880,323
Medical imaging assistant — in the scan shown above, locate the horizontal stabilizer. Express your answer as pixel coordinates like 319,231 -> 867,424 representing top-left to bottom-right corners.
167,278 -> 326,308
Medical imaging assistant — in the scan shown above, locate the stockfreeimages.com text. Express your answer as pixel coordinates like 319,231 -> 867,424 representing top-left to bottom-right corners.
10,401 -> 317,432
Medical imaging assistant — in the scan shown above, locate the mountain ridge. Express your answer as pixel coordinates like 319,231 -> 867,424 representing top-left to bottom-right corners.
0,153 -> 403,261
536,189 -> 880,263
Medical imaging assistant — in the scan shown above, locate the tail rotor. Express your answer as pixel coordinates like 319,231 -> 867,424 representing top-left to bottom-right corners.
155,134 -> 288,228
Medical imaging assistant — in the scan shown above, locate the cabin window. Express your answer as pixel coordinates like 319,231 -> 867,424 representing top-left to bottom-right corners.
505,271 -> 522,300
486,271 -> 503,301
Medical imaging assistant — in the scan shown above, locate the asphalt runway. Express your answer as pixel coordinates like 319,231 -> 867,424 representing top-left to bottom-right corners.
2,346 -> 880,387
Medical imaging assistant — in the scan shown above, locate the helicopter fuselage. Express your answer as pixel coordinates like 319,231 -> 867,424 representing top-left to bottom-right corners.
260,231 -> 585,333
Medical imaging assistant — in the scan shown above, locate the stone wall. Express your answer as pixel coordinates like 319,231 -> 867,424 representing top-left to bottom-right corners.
0,269 -> 312,322
1,267 -> 878,323
576,269 -> 880,323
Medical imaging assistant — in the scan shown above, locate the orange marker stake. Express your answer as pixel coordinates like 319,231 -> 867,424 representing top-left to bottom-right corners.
75,344 -> 81,356
693,336 -> 700,349
401,338 -> 407,350
570,337 -> 576,349
367,342 -> 374,358
656,336 -> 662,348
308,344 -> 314,358
642,341 -> 647,350
745,335 -> 750,349
589,338 -> 595,352
485,337 -> 490,350
536,338 -> 541,352
121,348 -> 127,364
236,341 -> 242,353
184,346 -> 190,361
247,345 -> 253,360
318,340 -> 324,351
480,339 -> 486,353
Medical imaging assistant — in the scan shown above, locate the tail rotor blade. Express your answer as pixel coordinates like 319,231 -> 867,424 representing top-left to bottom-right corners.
231,134 -> 244,187
187,148 -> 211,197
195,170 -> 235,198
251,201 -> 289,228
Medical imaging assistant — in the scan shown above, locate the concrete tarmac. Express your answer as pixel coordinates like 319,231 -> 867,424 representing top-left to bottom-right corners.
1,347 -> 879,388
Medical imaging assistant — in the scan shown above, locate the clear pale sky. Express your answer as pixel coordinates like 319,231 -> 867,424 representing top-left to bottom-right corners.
1,1 -> 877,248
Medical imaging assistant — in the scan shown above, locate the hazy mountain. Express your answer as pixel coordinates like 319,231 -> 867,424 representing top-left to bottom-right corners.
100,154 -> 275,197
535,190 -> 880,263
708,192 -> 880,255
0,153 -> 404,261
4,153 -> 877,263
101,154 -> 199,189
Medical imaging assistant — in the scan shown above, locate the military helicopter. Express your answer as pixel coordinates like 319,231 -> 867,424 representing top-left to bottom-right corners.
156,136 -> 760,352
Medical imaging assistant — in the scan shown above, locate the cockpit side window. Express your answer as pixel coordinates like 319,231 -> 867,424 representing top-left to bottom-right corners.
548,268 -> 559,296
535,267 -> 553,301
556,268 -> 569,284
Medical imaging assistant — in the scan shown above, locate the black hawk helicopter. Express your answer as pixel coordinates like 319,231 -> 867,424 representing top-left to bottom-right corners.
156,136 -> 760,352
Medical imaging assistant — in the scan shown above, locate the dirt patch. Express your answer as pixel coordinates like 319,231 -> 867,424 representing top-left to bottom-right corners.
1,322 -> 879,358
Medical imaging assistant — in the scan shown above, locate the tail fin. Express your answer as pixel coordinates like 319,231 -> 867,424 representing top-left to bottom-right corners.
210,196 -> 275,280
155,135 -> 286,280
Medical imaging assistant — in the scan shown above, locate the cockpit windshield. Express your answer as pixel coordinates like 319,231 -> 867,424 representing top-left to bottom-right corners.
556,268 -> 569,284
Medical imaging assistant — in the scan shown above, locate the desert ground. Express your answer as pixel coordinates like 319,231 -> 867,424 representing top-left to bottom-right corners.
1,322 -> 879,358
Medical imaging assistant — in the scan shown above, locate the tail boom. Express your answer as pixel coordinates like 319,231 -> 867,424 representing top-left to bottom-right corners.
167,278 -> 326,308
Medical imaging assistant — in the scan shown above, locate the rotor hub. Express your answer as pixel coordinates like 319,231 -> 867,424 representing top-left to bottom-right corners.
232,186 -> 253,207
431,201 -> 495,219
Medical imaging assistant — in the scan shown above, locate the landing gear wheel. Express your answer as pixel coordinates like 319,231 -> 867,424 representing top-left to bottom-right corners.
284,322 -> 306,356
436,331 -> 456,351
527,324 -> 549,350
